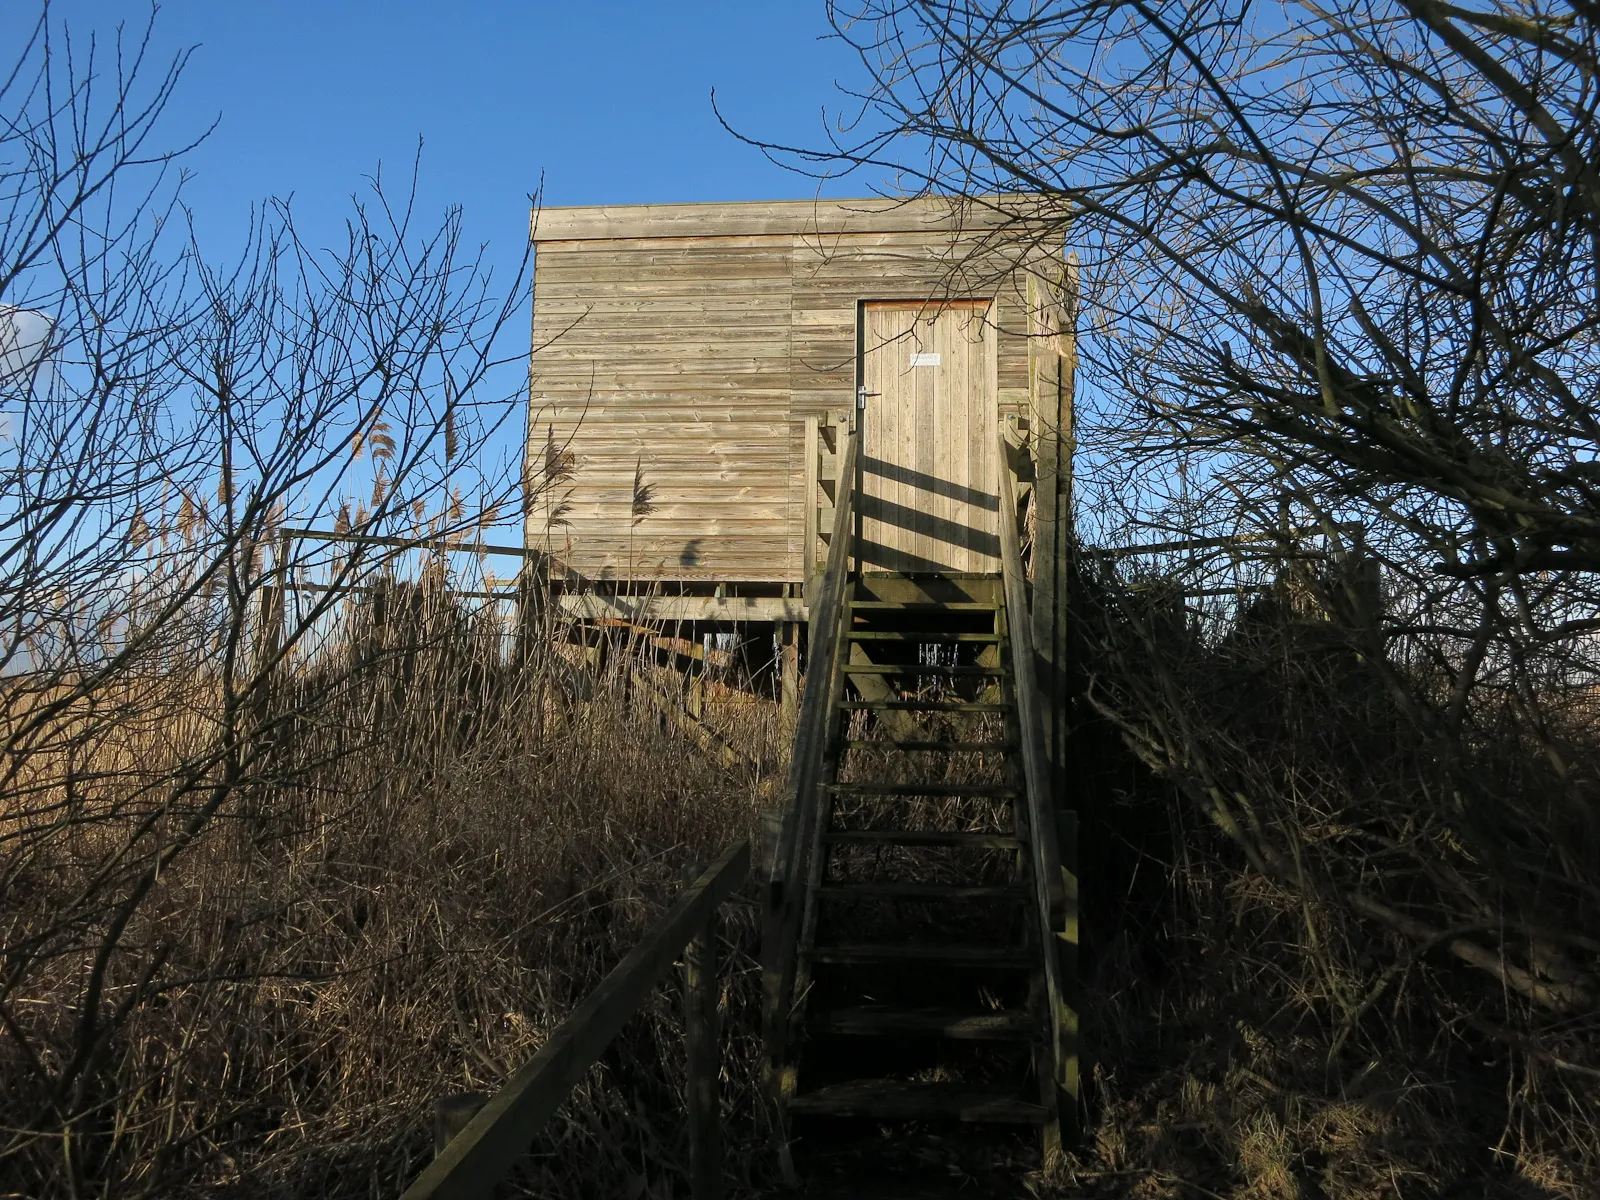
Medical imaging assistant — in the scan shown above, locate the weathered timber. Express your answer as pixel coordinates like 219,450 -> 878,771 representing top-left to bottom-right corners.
533,196 -> 1030,241
779,618 -> 800,755
787,1081 -> 1050,1124
859,301 -> 1000,574
1027,260 -> 1077,826
684,914 -> 722,1200
527,197 -> 1059,586
996,429 -> 1079,1146
812,1007 -> 1033,1040
553,593 -> 806,623
763,427 -> 858,1115
432,1093 -> 486,1156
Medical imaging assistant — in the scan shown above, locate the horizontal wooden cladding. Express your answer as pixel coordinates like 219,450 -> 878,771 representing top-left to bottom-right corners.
540,423 -> 791,443
533,301 -> 791,326
534,348 -> 788,371
541,512 -> 789,534
792,234 -> 1034,285
546,461 -> 791,483
524,213 -> 1064,584
534,372 -> 793,392
554,593 -> 807,622
545,465 -> 792,489
789,234 -> 1039,412
532,398 -> 786,417
534,328 -> 790,352
531,397 -> 786,419
534,280 -> 793,304
536,240 -> 795,262
530,228 -> 795,582
533,531 -> 794,582
535,426 -> 791,478
533,328 -> 789,351
536,260 -> 795,284
533,196 -> 1043,243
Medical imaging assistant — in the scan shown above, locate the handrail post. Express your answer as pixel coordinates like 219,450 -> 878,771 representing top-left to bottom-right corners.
762,426 -> 858,1149
684,909 -> 722,1200
995,431 -> 1079,1146
403,840 -> 748,1200
433,1092 -> 486,1157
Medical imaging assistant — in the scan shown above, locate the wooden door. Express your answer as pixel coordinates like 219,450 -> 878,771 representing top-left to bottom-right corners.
859,301 -> 999,574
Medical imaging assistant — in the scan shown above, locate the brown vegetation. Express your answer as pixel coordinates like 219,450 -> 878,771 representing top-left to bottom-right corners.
2,586 -> 775,1198
7,1 -> 1600,1196
1057,552 -> 1600,1197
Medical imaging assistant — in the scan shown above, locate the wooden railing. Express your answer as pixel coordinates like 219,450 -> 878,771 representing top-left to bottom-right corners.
994,431 -> 1080,1129
400,840 -> 750,1200
762,424 -> 859,1102
801,411 -> 851,586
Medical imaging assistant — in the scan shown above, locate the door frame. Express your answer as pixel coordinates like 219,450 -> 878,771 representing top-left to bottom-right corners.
852,296 -> 1002,576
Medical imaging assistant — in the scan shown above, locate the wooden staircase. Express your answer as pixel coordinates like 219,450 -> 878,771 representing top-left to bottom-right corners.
765,425 -> 1078,1186
786,577 -> 1055,1131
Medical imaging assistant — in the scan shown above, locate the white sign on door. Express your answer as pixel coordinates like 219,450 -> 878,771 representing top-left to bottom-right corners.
909,352 -> 940,368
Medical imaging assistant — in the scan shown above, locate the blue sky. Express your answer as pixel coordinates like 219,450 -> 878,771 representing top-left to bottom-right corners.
5,2 -> 898,545
39,1 -> 879,275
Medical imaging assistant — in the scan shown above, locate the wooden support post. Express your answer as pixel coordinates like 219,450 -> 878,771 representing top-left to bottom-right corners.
688,660 -> 705,720
434,1092 -> 486,1156
684,913 -> 723,1200
778,618 -> 799,757
1056,807 -> 1081,1137
253,533 -> 290,678
803,416 -> 820,593
1023,259 -> 1083,1145
1028,259 -> 1077,811
514,551 -> 547,669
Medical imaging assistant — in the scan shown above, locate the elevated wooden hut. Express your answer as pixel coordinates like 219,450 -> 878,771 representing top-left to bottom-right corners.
525,197 -> 1085,1159
525,196 -> 1071,622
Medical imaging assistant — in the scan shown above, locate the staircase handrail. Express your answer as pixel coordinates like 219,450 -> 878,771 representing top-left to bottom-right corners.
402,840 -> 749,1200
763,424 -> 858,1091
993,431 -> 1070,1101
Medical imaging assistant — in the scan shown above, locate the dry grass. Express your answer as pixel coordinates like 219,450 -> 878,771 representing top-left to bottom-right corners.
7,568 -> 1599,1198
0,590 -> 776,1199
1036,563 -> 1600,1199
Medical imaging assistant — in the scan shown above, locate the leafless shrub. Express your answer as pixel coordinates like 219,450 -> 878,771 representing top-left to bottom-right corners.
761,0 -> 1600,1189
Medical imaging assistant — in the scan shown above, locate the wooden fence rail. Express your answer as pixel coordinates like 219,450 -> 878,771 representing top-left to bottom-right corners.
400,839 -> 751,1200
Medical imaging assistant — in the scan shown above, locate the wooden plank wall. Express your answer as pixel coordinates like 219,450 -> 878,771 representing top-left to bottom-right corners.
528,204 -> 1048,585
530,235 -> 795,582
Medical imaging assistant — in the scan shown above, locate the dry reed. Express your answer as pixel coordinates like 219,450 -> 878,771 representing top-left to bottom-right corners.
1,584 -> 775,1199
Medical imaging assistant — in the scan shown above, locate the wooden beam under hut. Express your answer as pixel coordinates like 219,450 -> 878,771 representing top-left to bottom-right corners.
629,668 -> 773,792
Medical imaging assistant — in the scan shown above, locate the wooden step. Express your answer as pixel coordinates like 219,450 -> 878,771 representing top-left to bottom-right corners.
843,739 -> 1014,752
787,1080 -> 1050,1124
807,943 -> 1034,968
822,829 -> 1021,849
811,1006 -> 1035,1041
826,781 -> 1015,798
814,882 -> 1027,901
842,663 -> 1008,677
841,699 -> 1009,713
847,631 -> 1001,643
